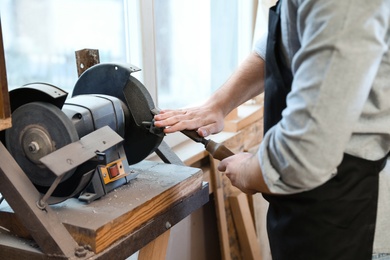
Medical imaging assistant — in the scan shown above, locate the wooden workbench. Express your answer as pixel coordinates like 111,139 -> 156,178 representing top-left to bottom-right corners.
0,160 -> 208,259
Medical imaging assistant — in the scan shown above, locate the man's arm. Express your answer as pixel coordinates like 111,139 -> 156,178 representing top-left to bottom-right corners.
154,51 -> 265,137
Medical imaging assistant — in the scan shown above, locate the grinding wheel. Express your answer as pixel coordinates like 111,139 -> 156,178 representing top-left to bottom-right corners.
72,63 -> 164,164
5,101 -> 79,187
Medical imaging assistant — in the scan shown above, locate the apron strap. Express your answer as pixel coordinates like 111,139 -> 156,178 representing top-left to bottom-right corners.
263,0 -> 293,134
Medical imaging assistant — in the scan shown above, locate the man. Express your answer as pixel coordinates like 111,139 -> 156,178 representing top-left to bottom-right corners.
154,0 -> 390,259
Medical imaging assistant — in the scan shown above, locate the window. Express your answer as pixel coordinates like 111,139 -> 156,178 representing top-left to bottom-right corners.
1,0 -> 262,108
141,0 -> 261,146
151,0 -> 259,109
1,0 -> 127,93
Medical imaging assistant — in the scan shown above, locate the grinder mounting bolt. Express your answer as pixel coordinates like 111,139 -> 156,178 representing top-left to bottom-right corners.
28,141 -> 40,153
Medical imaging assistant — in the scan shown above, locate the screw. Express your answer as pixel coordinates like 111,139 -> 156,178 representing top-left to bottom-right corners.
165,221 -> 171,229
75,246 -> 87,257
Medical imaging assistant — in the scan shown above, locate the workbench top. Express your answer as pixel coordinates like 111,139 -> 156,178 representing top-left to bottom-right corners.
0,160 -> 208,259
53,161 -> 200,228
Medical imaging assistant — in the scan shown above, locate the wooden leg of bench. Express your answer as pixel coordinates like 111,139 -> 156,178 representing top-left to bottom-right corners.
138,229 -> 171,260
210,157 -> 232,260
229,191 -> 262,260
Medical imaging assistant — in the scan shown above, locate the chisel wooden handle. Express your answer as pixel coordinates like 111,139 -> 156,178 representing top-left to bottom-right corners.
205,140 -> 234,161
180,129 -> 234,160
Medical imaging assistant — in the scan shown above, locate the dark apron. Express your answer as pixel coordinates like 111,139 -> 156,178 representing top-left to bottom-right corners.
262,2 -> 386,259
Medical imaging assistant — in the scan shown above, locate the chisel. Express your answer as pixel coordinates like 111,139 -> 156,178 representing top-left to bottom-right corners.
181,129 -> 234,160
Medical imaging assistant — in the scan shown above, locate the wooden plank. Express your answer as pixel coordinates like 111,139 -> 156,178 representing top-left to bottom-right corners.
214,121 -> 264,260
201,167 -> 213,194
0,118 -> 11,132
75,49 -> 100,77
221,172 -> 242,259
241,120 -> 263,152
209,157 -> 232,260
252,194 -> 272,260
229,191 -> 262,260
0,229 -> 47,260
224,104 -> 263,133
0,19 -> 11,131
0,212 -> 31,239
225,108 -> 238,121
48,161 -> 203,253
138,230 -> 171,260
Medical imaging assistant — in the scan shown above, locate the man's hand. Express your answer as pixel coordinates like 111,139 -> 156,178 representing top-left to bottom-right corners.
154,104 -> 225,137
218,152 -> 271,194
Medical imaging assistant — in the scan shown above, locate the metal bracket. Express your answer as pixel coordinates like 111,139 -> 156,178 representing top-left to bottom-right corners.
0,142 -> 80,257
155,141 -> 185,166
36,174 -> 65,210
40,126 -> 123,177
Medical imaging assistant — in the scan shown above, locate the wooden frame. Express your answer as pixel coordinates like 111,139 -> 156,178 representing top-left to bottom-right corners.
0,19 -> 11,131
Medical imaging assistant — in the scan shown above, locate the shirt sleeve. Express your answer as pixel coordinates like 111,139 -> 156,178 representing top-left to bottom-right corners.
253,33 -> 268,60
258,0 -> 389,194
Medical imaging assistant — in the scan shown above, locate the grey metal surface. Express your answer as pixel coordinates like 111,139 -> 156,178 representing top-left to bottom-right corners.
9,82 -> 68,112
40,126 -> 123,177
63,94 -> 126,139
155,141 -> 185,166
72,63 -> 164,165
